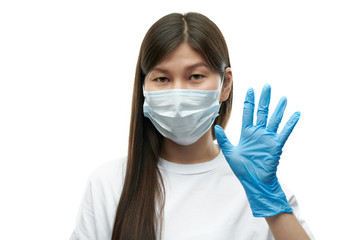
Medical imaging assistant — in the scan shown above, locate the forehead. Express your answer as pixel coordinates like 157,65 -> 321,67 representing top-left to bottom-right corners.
153,43 -> 209,69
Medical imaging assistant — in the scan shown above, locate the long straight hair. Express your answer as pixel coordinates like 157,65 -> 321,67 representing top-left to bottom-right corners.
111,12 -> 233,240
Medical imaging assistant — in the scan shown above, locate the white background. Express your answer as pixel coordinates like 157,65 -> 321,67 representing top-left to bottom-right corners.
0,0 -> 359,239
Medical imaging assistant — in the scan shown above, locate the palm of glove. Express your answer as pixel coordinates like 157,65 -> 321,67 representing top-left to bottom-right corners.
215,84 -> 300,217
230,125 -> 283,185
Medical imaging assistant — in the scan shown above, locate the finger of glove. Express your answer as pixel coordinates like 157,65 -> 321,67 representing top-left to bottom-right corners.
256,84 -> 271,127
267,96 -> 287,133
214,125 -> 234,151
278,112 -> 301,146
242,88 -> 255,128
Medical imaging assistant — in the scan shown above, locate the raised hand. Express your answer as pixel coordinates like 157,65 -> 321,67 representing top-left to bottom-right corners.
214,84 -> 300,217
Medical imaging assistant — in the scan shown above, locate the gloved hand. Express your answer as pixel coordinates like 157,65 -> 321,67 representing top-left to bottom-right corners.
214,84 -> 301,217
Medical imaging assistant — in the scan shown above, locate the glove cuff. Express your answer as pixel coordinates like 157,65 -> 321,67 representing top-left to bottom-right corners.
250,194 -> 293,217
244,183 -> 293,217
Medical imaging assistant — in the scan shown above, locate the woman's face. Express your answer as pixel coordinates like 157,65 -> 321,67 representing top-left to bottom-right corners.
144,43 -> 222,92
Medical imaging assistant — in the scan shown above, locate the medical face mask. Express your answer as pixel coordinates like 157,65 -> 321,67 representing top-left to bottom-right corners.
143,85 -> 222,145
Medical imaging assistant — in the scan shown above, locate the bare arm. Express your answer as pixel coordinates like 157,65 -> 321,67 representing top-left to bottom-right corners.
265,212 -> 310,240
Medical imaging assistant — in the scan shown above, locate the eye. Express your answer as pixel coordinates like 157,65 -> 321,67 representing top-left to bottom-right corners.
190,74 -> 204,81
154,77 -> 169,83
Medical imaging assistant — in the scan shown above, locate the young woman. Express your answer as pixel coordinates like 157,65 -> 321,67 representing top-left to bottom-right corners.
71,12 -> 314,240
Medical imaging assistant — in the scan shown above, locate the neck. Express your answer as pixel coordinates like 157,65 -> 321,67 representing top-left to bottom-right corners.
160,129 -> 220,164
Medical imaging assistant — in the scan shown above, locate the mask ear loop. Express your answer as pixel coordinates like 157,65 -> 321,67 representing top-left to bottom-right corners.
218,74 -> 226,107
142,72 -> 151,97
142,84 -> 146,97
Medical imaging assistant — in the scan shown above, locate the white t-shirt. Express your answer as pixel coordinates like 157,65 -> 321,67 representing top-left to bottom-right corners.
70,151 -> 314,239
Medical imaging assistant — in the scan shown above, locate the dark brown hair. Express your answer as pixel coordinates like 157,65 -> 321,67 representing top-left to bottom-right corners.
111,12 -> 233,240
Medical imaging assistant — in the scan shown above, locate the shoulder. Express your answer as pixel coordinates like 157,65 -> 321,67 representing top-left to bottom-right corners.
278,180 -> 298,211
90,156 -> 127,179
279,180 -> 299,211
87,156 -> 128,195
71,157 -> 128,239
280,180 -> 315,238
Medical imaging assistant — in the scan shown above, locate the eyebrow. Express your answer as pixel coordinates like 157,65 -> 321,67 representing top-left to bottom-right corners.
151,62 -> 211,74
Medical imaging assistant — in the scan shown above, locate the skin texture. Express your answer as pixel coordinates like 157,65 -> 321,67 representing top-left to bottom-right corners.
266,213 -> 311,240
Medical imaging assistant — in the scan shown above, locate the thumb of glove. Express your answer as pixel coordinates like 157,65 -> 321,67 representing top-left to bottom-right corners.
214,125 -> 234,152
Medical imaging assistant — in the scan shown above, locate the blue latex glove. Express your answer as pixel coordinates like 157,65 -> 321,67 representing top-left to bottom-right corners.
215,84 -> 301,217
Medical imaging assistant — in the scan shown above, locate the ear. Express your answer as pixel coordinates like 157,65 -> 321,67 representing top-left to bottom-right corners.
220,67 -> 233,102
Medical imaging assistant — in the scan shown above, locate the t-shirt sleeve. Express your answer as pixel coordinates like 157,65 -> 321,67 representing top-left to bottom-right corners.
70,177 -> 97,240
282,182 -> 316,240
70,157 -> 126,240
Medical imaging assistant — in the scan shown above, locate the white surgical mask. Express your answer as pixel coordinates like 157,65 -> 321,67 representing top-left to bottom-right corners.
143,86 -> 222,145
